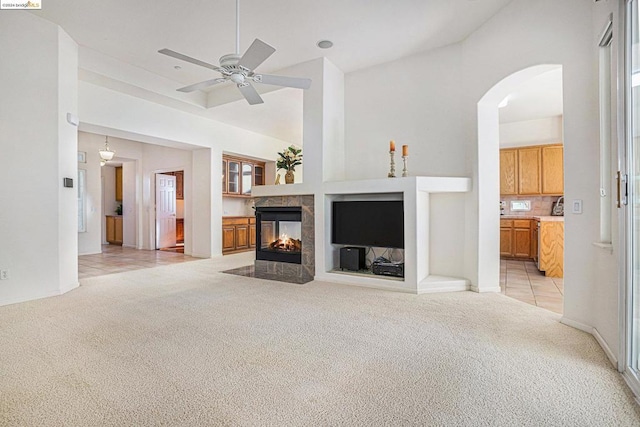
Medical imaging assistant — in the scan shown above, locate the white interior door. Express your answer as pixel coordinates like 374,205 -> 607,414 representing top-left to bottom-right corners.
156,173 -> 177,249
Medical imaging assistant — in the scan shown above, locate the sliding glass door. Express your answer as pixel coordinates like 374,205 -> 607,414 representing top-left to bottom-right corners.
626,0 -> 640,395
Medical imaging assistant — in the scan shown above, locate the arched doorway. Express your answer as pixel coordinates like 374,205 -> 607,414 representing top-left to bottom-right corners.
476,64 -> 564,306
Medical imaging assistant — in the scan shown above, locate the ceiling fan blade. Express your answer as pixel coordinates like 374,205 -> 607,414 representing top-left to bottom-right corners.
177,78 -> 227,93
237,83 -> 264,105
253,74 -> 312,90
158,48 -> 223,72
237,39 -> 276,71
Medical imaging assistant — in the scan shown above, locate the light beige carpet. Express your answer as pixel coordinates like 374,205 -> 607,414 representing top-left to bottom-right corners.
1,252 -> 639,426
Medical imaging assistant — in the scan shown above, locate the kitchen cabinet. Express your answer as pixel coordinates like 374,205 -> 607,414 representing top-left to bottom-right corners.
500,149 -> 518,195
106,215 -> 123,245
500,144 -> 563,196
541,145 -> 564,195
176,218 -> 184,244
222,216 -> 256,254
115,167 -> 123,202
500,218 -> 534,259
222,155 -> 266,197
517,147 -> 541,195
539,221 -> 564,277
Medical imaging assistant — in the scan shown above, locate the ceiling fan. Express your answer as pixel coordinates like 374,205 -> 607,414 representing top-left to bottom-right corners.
158,0 -> 311,105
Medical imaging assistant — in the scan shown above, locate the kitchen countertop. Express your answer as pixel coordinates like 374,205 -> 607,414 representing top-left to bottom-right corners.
501,215 -> 564,222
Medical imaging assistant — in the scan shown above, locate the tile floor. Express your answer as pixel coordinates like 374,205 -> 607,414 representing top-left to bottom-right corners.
78,245 -> 198,279
500,259 -> 563,314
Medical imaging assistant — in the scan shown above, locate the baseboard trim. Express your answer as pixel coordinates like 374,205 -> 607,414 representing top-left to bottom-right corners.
593,328 -> 618,368
59,281 -> 80,295
470,285 -> 502,293
561,317 -> 618,369
559,317 -> 592,333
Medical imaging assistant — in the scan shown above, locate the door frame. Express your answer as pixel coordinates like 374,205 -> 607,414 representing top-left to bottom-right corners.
151,167 -> 185,250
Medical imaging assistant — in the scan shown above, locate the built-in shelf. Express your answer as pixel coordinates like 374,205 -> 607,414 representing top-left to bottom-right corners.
329,268 -> 404,282
253,176 -> 472,294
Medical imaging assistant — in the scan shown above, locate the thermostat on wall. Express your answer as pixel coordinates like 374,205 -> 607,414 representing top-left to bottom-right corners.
63,178 -> 73,188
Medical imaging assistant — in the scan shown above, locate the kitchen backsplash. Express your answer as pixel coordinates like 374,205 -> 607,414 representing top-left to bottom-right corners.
501,195 -> 562,216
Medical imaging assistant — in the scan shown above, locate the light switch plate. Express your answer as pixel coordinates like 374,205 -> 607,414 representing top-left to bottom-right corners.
572,199 -> 583,214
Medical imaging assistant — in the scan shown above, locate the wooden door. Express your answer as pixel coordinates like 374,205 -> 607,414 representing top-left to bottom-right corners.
114,217 -> 123,244
115,166 -> 123,201
155,174 -> 177,249
513,228 -> 531,258
500,227 -> 513,257
531,221 -> 538,261
500,149 -> 518,195
106,216 -> 115,243
541,145 -> 564,195
539,222 -> 564,277
222,226 -> 236,252
254,165 -> 264,186
518,147 -> 541,194
235,225 -> 249,250
249,224 -> 256,248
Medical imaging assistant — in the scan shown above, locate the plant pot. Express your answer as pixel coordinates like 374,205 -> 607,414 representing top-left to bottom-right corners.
285,170 -> 295,184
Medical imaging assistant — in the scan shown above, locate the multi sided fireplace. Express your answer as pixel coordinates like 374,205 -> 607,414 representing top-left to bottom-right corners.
255,206 -> 302,264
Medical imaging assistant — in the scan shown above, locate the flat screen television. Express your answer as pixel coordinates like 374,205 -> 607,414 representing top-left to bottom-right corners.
332,201 -> 404,248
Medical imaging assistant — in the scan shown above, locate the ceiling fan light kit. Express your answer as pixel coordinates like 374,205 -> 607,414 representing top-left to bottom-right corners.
158,0 -> 311,105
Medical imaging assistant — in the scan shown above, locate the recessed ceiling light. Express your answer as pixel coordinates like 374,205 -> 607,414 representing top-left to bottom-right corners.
174,65 -> 182,70
317,40 -> 333,49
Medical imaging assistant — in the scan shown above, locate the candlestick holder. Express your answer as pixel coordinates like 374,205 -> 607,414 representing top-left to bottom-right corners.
388,151 -> 396,178
402,156 -> 408,177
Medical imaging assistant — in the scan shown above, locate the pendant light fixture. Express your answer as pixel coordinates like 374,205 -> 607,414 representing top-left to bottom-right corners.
99,136 -> 115,165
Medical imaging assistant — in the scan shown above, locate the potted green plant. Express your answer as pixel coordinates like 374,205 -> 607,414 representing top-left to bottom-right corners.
276,145 -> 302,184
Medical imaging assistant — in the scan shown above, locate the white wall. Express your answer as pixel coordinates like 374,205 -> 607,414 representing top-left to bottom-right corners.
122,160 -> 136,247
500,116 -> 564,147
0,12 -> 78,306
344,0 -> 617,356
78,138 -> 102,255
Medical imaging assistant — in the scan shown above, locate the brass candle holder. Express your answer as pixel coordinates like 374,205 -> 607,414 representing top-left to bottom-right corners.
402,156 -> 408,177
388,151 -> 396,178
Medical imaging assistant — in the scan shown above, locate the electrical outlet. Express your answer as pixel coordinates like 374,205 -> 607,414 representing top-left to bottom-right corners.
0,270 -> 8,280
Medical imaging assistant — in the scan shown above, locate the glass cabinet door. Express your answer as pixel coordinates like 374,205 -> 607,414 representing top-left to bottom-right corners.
242,163 -> 253,195
228,161 -> 240,194
254,165 -> 264,186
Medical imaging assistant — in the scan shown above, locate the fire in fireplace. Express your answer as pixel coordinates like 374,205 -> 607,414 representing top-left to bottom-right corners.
255,207 -> 302,264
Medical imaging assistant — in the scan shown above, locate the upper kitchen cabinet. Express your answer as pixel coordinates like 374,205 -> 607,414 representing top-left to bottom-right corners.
500,149 -> 518,195
222,155 -> 266,197
541,145 -> 564,195
517,146 -> 542,195
500,144 -> 563,196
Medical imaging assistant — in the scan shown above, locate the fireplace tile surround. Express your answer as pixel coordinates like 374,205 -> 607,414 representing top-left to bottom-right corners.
253,195 -> 314,284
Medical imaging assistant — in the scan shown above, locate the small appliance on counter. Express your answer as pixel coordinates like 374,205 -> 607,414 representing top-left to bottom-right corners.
551,196 -> 564,216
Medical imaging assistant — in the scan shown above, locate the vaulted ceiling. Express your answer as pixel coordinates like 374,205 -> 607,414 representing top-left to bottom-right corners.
30,0 -> 561,144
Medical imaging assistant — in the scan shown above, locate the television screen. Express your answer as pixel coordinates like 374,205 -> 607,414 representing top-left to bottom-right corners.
332,201 -> 404,248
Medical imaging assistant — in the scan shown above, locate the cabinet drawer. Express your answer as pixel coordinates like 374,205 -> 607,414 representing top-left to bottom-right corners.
513,219 -> 531,229
222,217 -> 250,226
500,219 -> 513,228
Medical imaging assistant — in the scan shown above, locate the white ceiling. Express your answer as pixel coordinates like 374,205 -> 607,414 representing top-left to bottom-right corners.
31,0 -> 531,143
499,67 -> 563,124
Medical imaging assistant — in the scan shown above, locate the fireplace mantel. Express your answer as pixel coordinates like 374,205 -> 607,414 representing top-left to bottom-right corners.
252,176 -> 472,294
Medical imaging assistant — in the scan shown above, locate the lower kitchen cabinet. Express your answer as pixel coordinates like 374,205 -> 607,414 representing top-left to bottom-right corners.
500,218 -> 535,259
222,216 -> 256,254
106,215 -> 123,245
539,221 -> 564,277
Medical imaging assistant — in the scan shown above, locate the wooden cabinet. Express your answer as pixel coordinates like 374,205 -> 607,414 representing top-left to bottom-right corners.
222,216 -> 256,254
541,145 -> 564,195
531,222 -> 538,264
500,150 -> 518,195
500,144 -> 563,196
500,218 -> 534,259
222,155 -> 266,197
500,220 -> 514,257
106,215 -> 123,245
115,167 -> 123,202
517,147 -> 541,195
176,218 -> 184,244
539,221 -> 564,277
